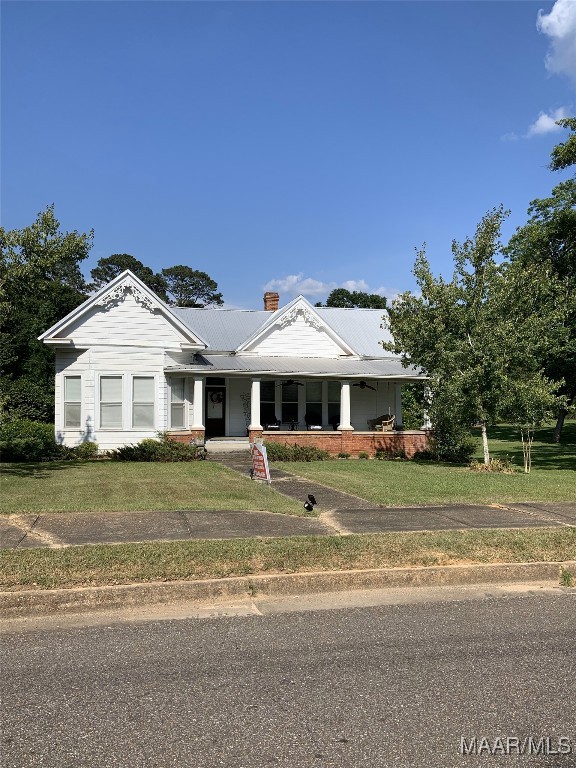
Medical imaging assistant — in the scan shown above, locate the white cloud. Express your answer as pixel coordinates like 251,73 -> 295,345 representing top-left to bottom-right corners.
262,274 -> 399,302
501,106 -> 570,141
537,0 -> 576,82
263,273 -> 336,297
526,106 -> 570,136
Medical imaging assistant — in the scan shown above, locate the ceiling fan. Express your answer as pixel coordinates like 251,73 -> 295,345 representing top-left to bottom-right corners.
353,381 -> 376,391
276,379 -> 304,387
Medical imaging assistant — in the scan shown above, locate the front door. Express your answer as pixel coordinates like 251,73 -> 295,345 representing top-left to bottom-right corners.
205,386 -> 226,438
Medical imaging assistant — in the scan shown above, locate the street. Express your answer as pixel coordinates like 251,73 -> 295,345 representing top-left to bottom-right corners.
2,587 -> 575,767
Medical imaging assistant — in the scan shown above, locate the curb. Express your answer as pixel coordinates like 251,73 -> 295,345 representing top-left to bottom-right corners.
2,561 -> 575,618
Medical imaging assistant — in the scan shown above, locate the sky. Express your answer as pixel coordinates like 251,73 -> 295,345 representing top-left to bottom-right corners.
2,0 -> 575,309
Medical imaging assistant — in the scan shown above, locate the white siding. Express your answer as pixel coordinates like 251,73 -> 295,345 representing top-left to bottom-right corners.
56,294 -> 190,348
55,346 -> 167,449
248,314 -> 344,358
227,377 -> 251,436
350,382 -> 395,431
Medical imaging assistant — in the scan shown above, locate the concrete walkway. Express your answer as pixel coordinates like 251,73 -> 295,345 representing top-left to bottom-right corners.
1,450 -> 574,549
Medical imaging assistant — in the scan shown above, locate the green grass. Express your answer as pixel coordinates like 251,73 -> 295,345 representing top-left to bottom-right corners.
1,528 -> 574,590
276,422 -> 576,506
0,460 -> 301,516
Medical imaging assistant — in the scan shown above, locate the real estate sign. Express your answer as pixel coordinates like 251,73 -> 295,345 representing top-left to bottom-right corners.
250,442 -> 271,484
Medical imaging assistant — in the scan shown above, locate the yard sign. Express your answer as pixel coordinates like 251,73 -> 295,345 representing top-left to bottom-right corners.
250,442 -> 271,484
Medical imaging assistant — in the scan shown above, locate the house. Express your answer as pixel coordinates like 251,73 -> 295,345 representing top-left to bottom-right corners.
39,270 -> 429,457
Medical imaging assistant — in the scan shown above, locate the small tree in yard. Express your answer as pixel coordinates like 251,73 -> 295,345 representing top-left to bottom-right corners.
384,207 -> 566,464
502,376 -> 564,473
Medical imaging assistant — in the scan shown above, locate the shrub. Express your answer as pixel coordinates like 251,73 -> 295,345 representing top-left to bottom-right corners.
358,451 -> 370,459
374,448 -> 407,461
59,441 -> 100,461
337,452 -> 350,459
264,442 -> 329,462
108,435 -> 206,462
0,419 -> 60,462
469,457 -> 515,474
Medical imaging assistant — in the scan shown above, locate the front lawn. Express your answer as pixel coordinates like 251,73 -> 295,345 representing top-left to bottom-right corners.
0,460 -> 300,516
276,422 -> 576,506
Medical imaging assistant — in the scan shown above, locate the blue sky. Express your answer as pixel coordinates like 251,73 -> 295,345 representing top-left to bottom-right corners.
2,0 -> 575,308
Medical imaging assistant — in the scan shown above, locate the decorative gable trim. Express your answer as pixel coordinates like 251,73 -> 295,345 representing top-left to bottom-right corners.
39,270 -> 207,350
95,280 -> 157,313
236,295 -> 357,356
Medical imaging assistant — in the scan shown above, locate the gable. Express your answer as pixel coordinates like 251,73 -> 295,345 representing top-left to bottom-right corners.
40,272 -> 206,350
239,299 -> 355,358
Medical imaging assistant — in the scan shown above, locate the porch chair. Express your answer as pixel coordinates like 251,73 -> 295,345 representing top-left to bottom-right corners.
367,414 -> 395,432
304,411 -> 323,430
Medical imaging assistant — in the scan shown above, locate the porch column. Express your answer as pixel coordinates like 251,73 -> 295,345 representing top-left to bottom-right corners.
338,381 -> 353,430
249,378 -> 262,430
394,383 -> 403,428
191,377 -> 205,429
421,385 -> 432,430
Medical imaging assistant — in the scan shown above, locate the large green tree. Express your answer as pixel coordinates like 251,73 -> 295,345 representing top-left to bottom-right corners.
384,207 -> 565,463
317,288 -> 387,309
91,254 -> 169,301
161,265 -> 224,307
0,206 -> 92,421
505,119 -> 576,442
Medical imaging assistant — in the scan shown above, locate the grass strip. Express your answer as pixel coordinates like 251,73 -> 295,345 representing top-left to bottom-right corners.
1,527 -> 574,591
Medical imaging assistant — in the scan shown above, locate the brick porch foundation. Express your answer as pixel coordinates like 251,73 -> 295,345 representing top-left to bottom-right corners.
259,430 -> 431,458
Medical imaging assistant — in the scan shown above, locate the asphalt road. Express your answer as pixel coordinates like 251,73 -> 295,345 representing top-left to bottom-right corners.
2,589 -> 575,768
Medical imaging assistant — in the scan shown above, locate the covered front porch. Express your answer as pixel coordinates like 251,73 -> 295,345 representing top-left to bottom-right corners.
165,371 -> 430,458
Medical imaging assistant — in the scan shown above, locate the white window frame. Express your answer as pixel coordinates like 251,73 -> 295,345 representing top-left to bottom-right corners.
132,376 -> 156,430
96,373 -> 159,432
169,376 -> 187,430
63,374 -> 82,430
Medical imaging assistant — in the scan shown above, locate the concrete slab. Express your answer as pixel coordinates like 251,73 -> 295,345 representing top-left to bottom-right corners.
0,516 -> 38,549
4,510 -> 332,549
510,502 -> 576,524
331,505 -> 560,534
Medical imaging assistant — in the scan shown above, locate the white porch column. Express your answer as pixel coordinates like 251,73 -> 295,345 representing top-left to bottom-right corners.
191,377 -> 205,429
421,385 -> 432,430
338,381 -> 353,431
394,383 -> 403,428
249,378 -> 262,430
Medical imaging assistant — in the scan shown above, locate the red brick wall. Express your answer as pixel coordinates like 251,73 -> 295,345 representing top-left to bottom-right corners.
261,430 -> 431,458
166,429 -> 205,444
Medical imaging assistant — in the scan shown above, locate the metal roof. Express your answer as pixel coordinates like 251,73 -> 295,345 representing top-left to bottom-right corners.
171,302 -> 392,357
165,354 -> 422,379
171,307 -> 269,351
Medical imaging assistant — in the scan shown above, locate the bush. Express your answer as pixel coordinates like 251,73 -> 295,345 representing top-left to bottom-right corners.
337,452 -> 350,459
469,457 -> 515,474
0,419 -> 59,462
374,448 -> 407,461
358,451 -> 370,459
59,441 -> 100,461
264,442 -> 329,462
108,435 -> 206,462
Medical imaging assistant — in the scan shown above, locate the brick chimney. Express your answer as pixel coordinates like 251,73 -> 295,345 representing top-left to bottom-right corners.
263,292 -> 279,312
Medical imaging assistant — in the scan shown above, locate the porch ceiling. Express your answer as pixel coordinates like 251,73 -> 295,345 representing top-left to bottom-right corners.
165,354 -> 425,379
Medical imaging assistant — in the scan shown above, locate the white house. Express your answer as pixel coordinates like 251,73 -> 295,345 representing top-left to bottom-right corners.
39,270 -> 429,457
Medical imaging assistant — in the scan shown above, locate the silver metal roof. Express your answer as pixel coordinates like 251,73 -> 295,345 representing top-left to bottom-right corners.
165,354 -> 422,379
171,304 -> 392,357
171,307 -> 269,351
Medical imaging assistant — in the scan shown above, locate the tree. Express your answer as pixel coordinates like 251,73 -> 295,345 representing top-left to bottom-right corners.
316,288 -> 387,309
161,265 -> 223,307
383,207 -> 565,464
0,206 -> 92,422
505,121 -> 576,442
549,117 -> 576,171
91,254 -> 168,301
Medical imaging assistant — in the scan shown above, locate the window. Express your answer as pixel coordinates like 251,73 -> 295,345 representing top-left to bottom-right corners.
170,378 -> 186,429
328,381 -> 340,426
64,376 -> 81,428
260,380 -> 277,426
132,377 -> 155,428
305,381 -> 322,420
100,376 -> 123,429
281,382 -> 299,423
